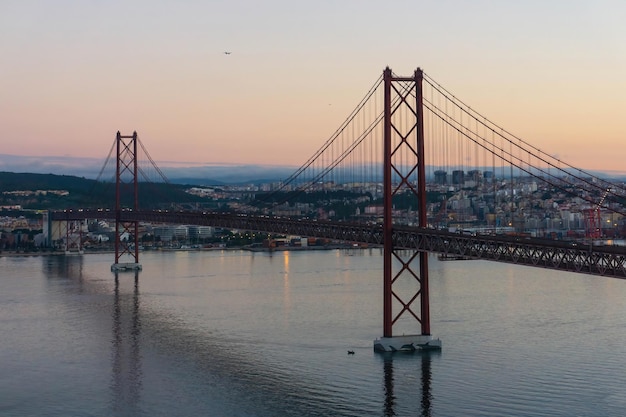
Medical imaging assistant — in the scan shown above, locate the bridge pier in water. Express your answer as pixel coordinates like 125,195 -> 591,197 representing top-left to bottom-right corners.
48,217 -> 85,255
374,67 -> 441,352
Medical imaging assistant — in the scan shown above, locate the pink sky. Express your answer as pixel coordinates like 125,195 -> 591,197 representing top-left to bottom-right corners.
2,1 -> 626,172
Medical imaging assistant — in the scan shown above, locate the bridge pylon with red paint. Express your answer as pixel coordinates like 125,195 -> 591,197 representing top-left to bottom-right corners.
373,68 -> 441,352
111,131 -> 142,272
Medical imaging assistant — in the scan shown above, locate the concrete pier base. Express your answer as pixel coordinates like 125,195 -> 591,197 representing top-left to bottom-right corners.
111,263 -> 143,272
374,334 -> 442,352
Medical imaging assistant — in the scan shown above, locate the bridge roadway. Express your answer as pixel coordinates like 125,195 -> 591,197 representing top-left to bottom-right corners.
51,209 -> 626,278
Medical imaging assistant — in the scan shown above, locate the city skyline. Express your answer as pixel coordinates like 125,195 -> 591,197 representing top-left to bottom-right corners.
2,1 -> 626,172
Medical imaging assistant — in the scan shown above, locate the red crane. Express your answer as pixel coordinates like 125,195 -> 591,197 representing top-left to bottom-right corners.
584,188 -> 610,239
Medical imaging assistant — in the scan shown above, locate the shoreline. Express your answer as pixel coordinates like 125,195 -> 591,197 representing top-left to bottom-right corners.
0,245 -> 373,258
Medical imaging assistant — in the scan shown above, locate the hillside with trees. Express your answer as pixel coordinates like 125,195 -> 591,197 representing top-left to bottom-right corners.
0,172 -> 204,210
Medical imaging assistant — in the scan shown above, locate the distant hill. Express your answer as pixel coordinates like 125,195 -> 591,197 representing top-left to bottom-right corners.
2,153 -> 625,187
0,172 -> 94,192
0,154 -> 296,185
0,172 -> 204,210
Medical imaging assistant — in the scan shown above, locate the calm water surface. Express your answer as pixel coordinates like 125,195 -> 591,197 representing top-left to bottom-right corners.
2,249 -> 626,416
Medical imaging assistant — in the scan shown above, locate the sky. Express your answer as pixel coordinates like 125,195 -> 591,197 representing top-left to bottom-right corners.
2,0 -> 626,172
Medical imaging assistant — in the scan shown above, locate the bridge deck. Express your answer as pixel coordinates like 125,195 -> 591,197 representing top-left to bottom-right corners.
51,209 -> 626,278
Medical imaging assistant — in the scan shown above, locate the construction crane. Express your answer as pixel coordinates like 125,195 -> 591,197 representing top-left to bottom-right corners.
584,188 -> 610,239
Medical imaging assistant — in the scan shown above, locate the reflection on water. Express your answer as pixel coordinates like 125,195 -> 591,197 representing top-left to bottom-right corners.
44,254 -> 85,284
383,354 -> 395,416
42,257 -> 146,415
111,271 -> 142,415
421,354 -> 433,417
382,352 -> 436,417
4,250 -> 626,416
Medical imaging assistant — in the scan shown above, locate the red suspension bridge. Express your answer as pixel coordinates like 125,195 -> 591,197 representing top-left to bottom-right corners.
49,67 -> 626,352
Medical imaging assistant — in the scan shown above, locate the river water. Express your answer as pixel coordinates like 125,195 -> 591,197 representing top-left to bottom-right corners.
2,249 -> 626,416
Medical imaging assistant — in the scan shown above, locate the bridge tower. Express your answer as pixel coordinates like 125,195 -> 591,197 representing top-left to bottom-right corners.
374,68 -> 441,352
111,131 -> 142,271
